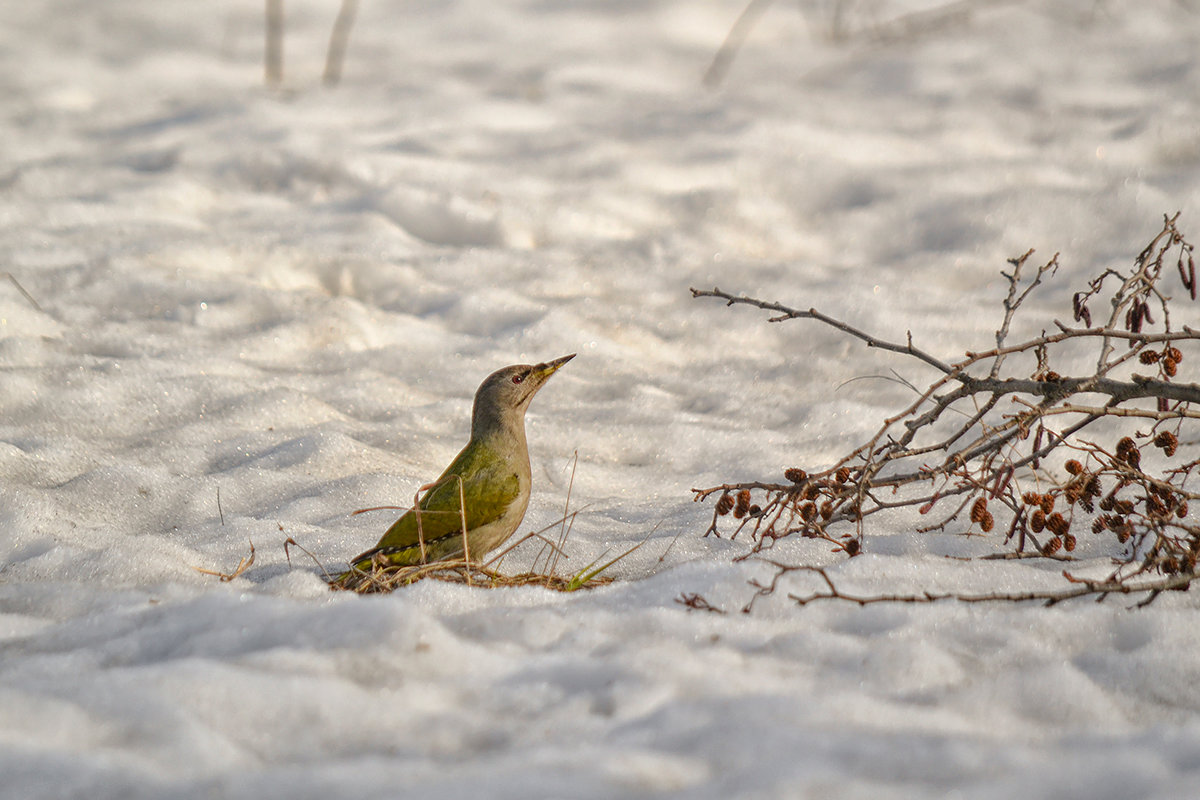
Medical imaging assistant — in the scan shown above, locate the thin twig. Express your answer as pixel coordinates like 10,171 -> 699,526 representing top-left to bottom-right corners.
4,273 -> 43,313
265,0 -> 284,86
323,0 -> 358,86
692,287 -> 956,374
703,0 -> 776,88
772,563 -> 1196,608
547,451 -> 579,576
676,592 -> 727,614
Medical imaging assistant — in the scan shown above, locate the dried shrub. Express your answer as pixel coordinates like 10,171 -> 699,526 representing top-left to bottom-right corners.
691,213 -> 1200,607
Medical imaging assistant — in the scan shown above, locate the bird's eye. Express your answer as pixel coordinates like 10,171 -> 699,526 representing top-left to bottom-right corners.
511,374 -> 524,384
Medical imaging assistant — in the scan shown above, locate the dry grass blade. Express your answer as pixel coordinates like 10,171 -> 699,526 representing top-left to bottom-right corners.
351,505 -> 407,515
193,541 -> 255,582
484,515 -> 575,569
285,536 -> 337,581
543,451 -> 580,576
455,474 -> 471,585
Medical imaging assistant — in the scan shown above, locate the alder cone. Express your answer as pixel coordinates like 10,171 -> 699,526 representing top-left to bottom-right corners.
734,489 -> 752,518
716,493 -> 734,516
970,497 -> 988,523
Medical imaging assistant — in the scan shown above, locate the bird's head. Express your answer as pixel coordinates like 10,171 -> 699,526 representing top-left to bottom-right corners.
472,353 -> 575,436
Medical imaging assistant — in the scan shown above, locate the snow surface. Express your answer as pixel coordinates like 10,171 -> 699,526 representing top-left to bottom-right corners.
4,0 -> 1200,797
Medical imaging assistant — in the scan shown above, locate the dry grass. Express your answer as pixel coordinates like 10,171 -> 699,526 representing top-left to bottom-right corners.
326,514 -> 633,594
331,557 -> 617,594
193,540 -> 256,582
327,453 -> 638,594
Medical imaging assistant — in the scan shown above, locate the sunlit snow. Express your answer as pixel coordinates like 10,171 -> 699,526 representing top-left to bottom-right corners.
4,1 -> 1200,798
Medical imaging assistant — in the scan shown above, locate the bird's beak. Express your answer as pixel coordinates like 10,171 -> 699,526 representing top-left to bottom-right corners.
537,353 -> 575,378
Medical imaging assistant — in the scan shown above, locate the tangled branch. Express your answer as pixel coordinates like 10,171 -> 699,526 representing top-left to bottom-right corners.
691,213 -> 1200,606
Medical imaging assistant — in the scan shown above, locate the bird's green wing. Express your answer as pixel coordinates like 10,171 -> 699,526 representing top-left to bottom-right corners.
349,440 -> 520,569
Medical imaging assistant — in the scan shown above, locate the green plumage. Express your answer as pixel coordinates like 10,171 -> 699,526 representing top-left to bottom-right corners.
350,439 -> 521,569
331,354 -> 574,589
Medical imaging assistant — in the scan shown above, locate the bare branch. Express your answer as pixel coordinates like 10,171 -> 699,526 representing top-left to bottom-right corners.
691,287 -> 956,374
764,563 -> 1197,608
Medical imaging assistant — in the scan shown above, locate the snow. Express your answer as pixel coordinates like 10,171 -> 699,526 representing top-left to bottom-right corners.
3,0 -> 1200,797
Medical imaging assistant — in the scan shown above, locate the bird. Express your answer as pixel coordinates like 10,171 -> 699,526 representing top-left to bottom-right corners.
332,354 -> 574,589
